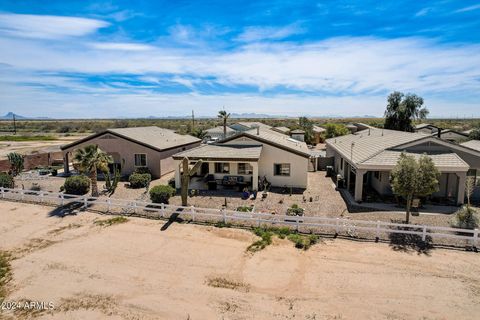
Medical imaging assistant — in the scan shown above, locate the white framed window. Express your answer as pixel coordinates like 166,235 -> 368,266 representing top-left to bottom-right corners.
274,163 -> 291,176
238,163 -> 253,175
215,162 -> 230,174
134,154 -> 147,167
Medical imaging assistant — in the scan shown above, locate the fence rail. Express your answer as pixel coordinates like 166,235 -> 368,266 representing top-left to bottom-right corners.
1,187 -> 478,248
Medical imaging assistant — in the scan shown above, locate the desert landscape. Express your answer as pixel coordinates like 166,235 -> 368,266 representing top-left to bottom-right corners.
1,201 -> 479,320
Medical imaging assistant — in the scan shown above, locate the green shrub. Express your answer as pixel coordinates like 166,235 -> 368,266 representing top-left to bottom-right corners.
94,216 -> 129,227
451,206 -> 479,230
287,233 -> 319,250
149,185 -> 175,204
129,173 -> 151,189
0,173 -> 13,188
63,175 -> 90,195
287,203 -> 304,216
134,166 -> 151,174
237,205 -> 253,212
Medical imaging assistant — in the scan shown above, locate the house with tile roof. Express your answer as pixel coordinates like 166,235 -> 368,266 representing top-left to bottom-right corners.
61,127 -> 201,178
326,128 -> 480,204
173,127 -> 310,190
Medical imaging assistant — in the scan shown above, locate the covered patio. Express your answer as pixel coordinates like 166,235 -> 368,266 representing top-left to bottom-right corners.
172,144 -> 263,191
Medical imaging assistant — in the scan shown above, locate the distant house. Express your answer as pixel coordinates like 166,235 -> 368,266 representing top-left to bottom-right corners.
437,129 -> 470,143
61,126 -> 201,178
290,129 -> 305,142
326,128 -> 480,204
229,122 -> 272,132
312,126 -> 326,144
414,123 -> 440,135
271,126 -> 290,135
172,129 -> 310,190
204,126 -> 237,141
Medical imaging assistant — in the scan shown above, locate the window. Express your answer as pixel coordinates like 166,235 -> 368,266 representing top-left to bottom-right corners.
274,163 -> 291,176
215,162 -> 230,174
340,158 -> 344,170
134,154 -> 147,167
238,163 -> 253,175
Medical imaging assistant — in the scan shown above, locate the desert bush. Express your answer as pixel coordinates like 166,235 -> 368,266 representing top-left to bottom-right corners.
287,203 -> 304,216
94,216 -> 128,227
129,173 -> 151,189
30,183 -> 41,191
63,175 -> 90,195
451,206 -> 479,229
149,185 -> 175,204
287,234 -> 319,250
0,173 -> 14,188
237,205 -> 253,212
134,166 -> 151,174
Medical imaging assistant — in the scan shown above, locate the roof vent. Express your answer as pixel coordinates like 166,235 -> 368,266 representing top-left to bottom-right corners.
257,127 -> 260,135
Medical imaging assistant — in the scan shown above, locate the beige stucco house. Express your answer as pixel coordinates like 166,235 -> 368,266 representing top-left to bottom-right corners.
172,128 -> 311,190
61,126 -> 201,178
326,128 -> 480,205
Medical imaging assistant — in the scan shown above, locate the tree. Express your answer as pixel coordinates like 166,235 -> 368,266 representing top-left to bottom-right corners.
391,153 -> 440,223
217,110 -> 230,139
191,128 -> 207,140
73,145 -> 112,197
7,152 -> 24,177
384,91 -> 429,132
298,117 -> 314,144
469,128 -> 480,140
324,123 -> 349,138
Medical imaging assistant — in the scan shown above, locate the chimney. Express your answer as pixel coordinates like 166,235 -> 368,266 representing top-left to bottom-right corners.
257,126 -> 260,135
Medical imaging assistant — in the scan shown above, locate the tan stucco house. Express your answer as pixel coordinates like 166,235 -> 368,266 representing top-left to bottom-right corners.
172,128 -> 311,190
326,128 -> 480,205
61,126 -> 201,178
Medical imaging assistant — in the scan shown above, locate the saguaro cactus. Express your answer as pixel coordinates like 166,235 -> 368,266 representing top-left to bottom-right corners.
180,157 -> 203,206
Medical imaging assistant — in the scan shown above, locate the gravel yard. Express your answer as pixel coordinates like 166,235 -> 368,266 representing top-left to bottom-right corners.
13,171 -> 473,230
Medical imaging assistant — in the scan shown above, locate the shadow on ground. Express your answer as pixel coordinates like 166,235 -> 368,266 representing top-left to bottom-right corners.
48,201 -> 93,218
160,208 -> 186,231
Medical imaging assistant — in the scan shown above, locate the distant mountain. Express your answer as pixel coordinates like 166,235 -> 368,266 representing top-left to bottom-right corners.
229,113 -> 288,119
0,112 -> 51,120
1,112 -> 26,120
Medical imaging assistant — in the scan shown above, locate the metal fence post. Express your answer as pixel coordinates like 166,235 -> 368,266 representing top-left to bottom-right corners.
191,206 -> 195,222
422,226 -> 427,242
473,229 -> 479,248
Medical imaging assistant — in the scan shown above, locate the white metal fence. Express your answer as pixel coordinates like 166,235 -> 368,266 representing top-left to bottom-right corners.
1,187 -> 478,248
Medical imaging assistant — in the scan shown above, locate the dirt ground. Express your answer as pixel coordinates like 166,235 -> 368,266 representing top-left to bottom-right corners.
1,201 -> 479,320
0,135 -> 86,158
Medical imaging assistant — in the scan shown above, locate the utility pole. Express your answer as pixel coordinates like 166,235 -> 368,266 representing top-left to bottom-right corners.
191,110 -> 195,132
13,113 -> 17,135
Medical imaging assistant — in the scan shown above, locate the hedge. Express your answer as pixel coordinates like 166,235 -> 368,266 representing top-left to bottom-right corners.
63,175 -> 90,195
0,173 -> 13,188
149,185 -> 176,204
129,173 -> 151,189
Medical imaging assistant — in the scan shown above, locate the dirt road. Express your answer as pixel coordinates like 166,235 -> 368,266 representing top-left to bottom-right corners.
1,201 -> 479,319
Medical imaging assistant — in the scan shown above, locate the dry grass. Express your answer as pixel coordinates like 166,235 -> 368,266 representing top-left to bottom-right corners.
206,277 -> 250,292
0,251 -> 12,300
94,216 -> 129,227
13,238 -> 56,259
47,223 -> 82,235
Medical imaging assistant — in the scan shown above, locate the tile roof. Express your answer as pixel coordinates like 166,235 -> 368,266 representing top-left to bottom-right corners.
205,126 -> 236,134
326,128 -> 429,164
271,126 -> 290,134
461,140 -> 480,152
234,122 -> 272,129
361,150 -> 469,169
313,125 -> 326,133
173,144 -> 262,161
62,126 -> 200,151
242,127 -> 310,157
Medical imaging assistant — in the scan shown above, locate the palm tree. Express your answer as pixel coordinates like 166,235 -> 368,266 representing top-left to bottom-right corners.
217,109 -> 230,139
73,145 -> 112,197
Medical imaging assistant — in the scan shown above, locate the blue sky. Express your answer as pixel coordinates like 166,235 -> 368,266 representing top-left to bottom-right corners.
0,0 -> 479,118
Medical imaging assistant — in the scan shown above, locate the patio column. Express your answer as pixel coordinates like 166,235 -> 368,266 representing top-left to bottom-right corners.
456,171 -> 466,205
63,152 -> 70,175
354,169 -> 366,202
252,162 -> 259,191
174,160 -> 181,189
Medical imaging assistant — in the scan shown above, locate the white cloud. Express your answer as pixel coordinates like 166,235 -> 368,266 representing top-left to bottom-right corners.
454,4 -> 480,13
0,13 -> 109,39
236,24 -> 305,42
89,42 -> 155,51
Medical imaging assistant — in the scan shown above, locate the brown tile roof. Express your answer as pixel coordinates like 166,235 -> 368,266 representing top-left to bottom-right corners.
173,144 -> 262,161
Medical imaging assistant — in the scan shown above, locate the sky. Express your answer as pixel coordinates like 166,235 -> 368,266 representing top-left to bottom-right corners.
0,0 -> 479,119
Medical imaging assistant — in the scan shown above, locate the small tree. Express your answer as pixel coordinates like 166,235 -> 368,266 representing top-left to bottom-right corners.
180,157 -> 203,206
324,123 -> 349,138
384,91 -> 429,132
7,152 -> 24,177
217,110 -> 230,139
469,128 -> 480,140
73,145 -> 112,197
298,117 -> 314,144
391,153 -> 440,223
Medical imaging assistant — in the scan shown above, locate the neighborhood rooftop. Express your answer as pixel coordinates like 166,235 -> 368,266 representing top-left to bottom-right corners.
326,128 -> 430,164
173,144 -> 263,161
461,139 -> 480,152
62,126 -> 200,151
241,127 -> 310,156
